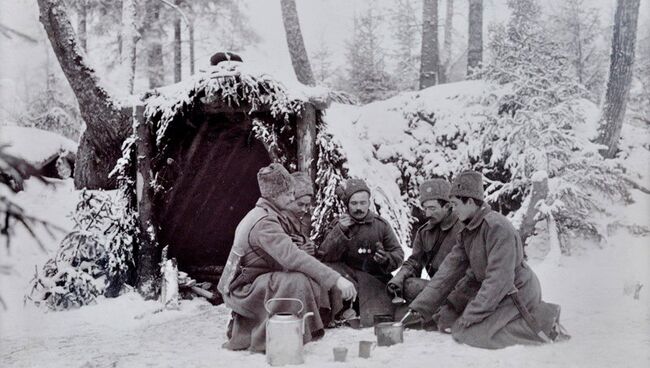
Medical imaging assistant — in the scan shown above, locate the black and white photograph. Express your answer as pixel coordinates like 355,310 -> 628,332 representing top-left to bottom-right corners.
0,0 -> 648,367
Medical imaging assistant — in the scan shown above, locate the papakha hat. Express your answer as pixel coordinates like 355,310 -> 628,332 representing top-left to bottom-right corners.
291,171 -> 313,198
419,179 -> 450,203
257,163 -> 294,199
450,170 -> 484,201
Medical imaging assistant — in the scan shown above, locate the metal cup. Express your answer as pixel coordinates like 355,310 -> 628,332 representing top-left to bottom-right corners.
376,322 -> 404,346
359,341 -> 374,358
373,314 -> 393,335
333,347 -> 348,362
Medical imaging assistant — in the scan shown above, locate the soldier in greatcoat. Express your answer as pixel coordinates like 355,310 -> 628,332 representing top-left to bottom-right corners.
408,171 -> 569,349
218,163 -> 356,352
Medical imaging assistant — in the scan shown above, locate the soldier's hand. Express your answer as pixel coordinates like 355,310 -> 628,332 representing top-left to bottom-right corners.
299,241 -> 316,256
387,280 -> 402,295
338,214 -> 354,231
457,317 -> 473,328
335,276 -> 357,301
289,234 -> 305,246
433,304 -> 459,334
373,248 -> 388,264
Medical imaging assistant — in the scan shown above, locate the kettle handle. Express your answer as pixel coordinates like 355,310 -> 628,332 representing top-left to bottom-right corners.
265,297 -> 304,315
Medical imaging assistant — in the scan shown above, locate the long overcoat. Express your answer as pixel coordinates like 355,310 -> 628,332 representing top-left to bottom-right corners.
219,198 -> 340,352
410,204 -> 560,349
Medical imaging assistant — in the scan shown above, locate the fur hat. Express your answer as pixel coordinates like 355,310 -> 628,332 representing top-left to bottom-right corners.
210,51 -> 243,66
419,179 -> 450,203
291,172 -> 313,198
450,171 -> 484,201
257,163 -> 294,199
336,178 -> 371,204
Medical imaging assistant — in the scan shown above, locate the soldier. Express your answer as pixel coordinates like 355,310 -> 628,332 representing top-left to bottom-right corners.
388,179 -> 463,322
408,171 -> 568,349
318,178 -> 404,327
217,163 -> 356,352
282,171 -> 315,256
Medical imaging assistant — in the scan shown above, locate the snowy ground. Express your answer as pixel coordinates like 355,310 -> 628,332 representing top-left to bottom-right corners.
0,177 -> 648,367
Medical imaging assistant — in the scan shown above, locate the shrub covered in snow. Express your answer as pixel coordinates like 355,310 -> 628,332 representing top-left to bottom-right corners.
26,190 -> 134,310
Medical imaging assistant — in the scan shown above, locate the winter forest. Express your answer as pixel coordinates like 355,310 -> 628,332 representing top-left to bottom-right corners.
0,0 -> 649,366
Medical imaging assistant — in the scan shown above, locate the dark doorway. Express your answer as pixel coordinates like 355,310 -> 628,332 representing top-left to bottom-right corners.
157,115 -> 271,281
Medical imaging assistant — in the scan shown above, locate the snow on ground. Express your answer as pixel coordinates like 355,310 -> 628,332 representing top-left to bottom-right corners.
1,180 -> 648,367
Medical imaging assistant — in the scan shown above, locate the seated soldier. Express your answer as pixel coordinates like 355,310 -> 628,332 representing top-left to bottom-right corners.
318,178 -> 404,327
388,179 -> 463,322
282,171 -> 315,256
408,171 -> 569,349
218,163 -> 356,352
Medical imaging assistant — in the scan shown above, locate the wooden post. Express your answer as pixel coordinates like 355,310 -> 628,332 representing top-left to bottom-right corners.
296,103 -> 316,183
135,105 -> 160,299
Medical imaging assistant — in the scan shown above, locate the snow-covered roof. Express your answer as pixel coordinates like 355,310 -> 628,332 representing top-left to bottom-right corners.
141,62 -> 354,146
0,125 -> 77,166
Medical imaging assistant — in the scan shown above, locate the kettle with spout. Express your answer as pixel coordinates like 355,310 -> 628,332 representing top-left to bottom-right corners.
265,297 -> 314,366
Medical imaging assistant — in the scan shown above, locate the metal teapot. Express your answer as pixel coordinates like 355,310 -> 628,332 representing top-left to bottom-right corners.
265,298 -> 314,366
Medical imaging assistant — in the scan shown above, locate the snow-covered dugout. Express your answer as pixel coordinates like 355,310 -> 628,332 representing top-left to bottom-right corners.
112,61 -> 631,294
112,62 -> 359,285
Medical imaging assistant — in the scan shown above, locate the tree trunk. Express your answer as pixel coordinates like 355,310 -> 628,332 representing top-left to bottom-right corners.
121,0 -> 138,94
135,105 -> 160,299
280,0 -> 316,86
467,0 -> 483,76
77,0 -> 88,53
37,0 -> 130,190
596,0 -> 640,158
440,0 -> 454,83
419,0 -> 439,89
173,0 -> 182,83
145,0 -> 164,89
189,22 -> 195,75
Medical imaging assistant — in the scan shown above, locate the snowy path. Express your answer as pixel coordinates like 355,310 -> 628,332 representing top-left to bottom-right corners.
2,232 -> 648,368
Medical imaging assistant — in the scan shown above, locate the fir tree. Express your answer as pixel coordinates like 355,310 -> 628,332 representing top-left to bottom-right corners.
390,0 -> 421,91
345,7 -> 397,103
26,190 -> 135,310
546,0 -> 608,102
473,0 -> 630,249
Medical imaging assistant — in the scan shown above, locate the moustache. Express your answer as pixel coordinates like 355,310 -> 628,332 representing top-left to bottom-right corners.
353,210 -> 364,215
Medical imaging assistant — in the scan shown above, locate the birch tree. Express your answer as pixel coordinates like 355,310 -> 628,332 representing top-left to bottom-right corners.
596,0 -> 640,158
